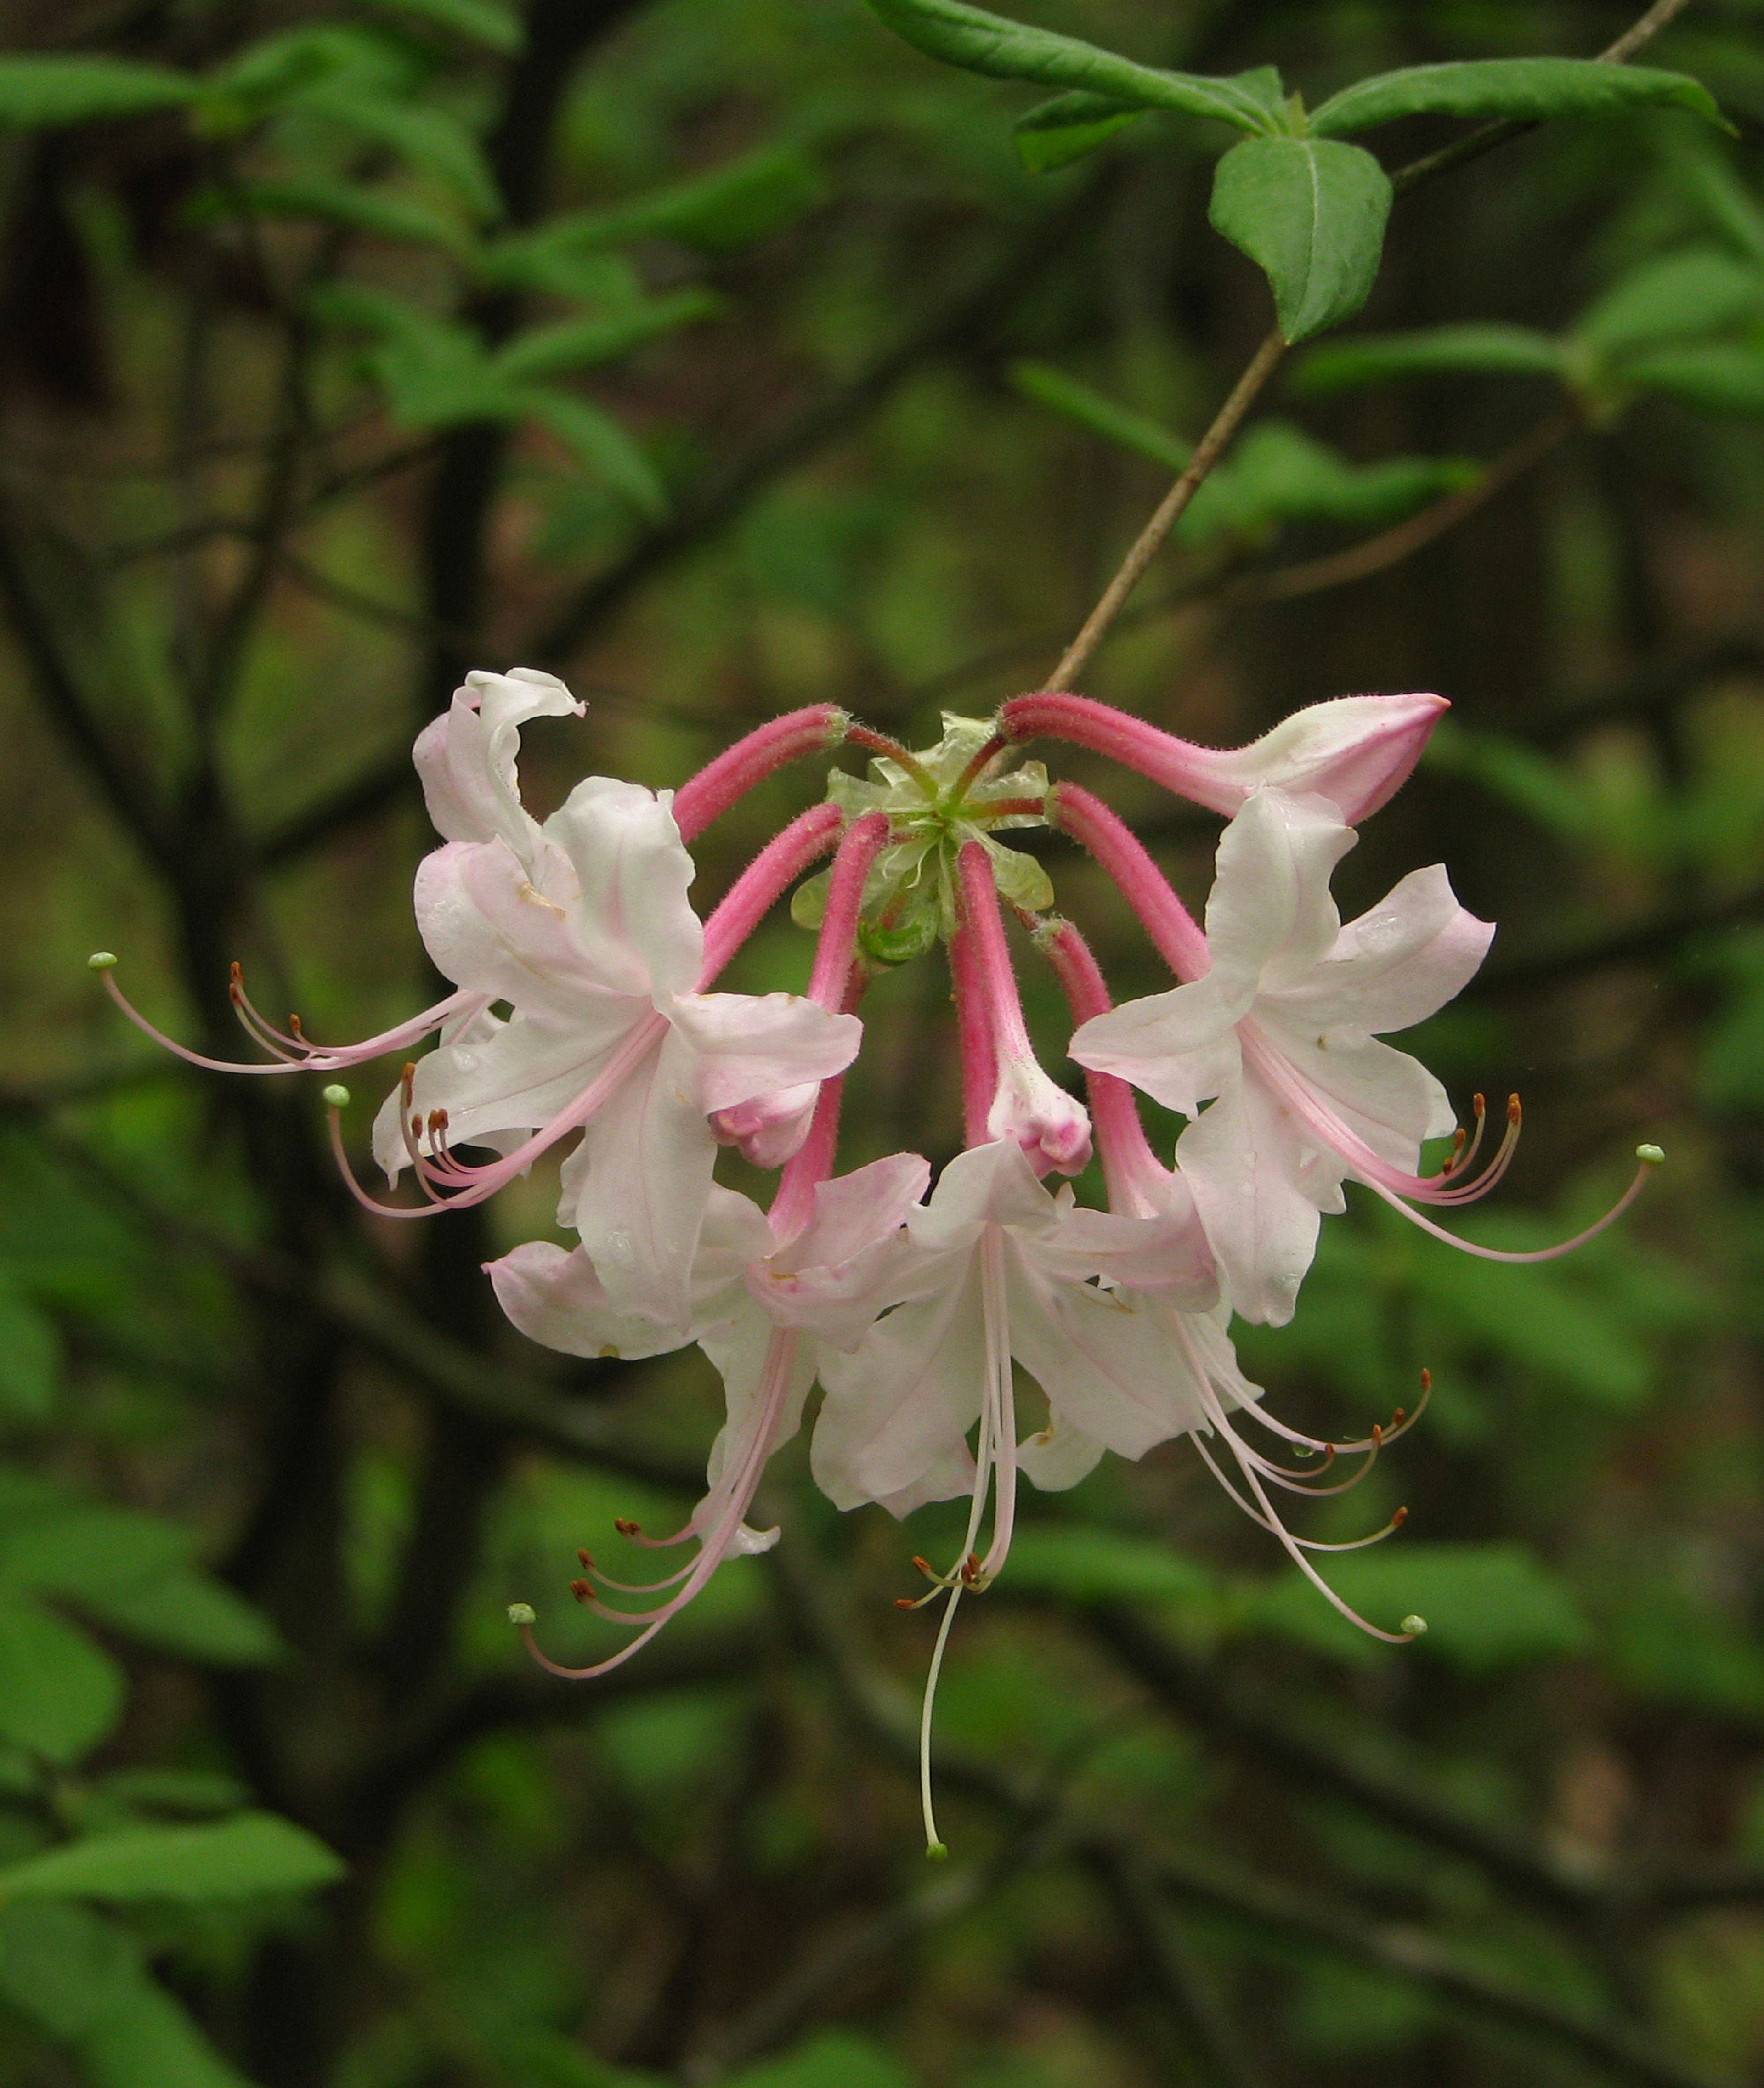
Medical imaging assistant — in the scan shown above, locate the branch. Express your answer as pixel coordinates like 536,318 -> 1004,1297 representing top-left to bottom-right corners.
0,495 -> 172,870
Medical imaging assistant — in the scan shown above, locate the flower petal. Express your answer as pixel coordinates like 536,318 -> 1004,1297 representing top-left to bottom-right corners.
486,1239 -> 693,1360
1269,863 -> 1493,1037
1071,981 -> 1243,1119
1205,788 -> 1355,995
669,991 -> 862,1114
558,1027 -> 718,1324
1261,1023 -> 1459,1168
545,777 -> 704,998
1014,1413 -> 1106,1491
1176,1073 -> 1327,1326
1006,1256 -> 1217,1461
415,838 -> 650,1025
812,1275 -> 984,1511
1189,693 -> 1446,824
413,668 -> 582,859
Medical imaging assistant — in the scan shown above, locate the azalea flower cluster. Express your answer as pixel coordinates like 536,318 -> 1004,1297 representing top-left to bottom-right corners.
95,669 -> 1657,1851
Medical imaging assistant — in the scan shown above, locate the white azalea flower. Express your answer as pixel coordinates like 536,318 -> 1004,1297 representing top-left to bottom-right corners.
1072,787 -> 1494,1325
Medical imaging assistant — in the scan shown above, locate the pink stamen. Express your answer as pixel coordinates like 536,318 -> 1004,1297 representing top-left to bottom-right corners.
328,1010 -> 670,1220
671,705 -> 848,843
519,1329 -> 803,1676
947,910 -> 999,1153
1048,784 -> 1209,981
104,967 -> 480,1077
698,802 -> 844,987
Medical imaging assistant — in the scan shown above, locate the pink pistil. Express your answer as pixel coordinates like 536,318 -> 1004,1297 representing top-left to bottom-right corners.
671,705 -> 848,843
1048,784 -> 1209,981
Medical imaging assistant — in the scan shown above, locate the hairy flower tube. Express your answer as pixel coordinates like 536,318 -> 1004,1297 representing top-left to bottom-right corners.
95,668 -> 1659,1853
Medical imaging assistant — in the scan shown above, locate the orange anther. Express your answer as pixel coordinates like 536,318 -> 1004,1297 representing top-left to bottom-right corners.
569,1579 -> 591,1603
614,1518 -> 641,1537
1392,1505 -> 1408,1527
894,1597 -> 917,1610
577,1549 -> 593,1569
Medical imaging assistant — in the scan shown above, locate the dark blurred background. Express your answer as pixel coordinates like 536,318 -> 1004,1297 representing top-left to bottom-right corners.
3,2 -> 1764,2085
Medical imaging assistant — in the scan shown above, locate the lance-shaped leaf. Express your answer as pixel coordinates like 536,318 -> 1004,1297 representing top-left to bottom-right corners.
1013,92 -> 1148,173
0,1597 -> 122,1763
196,176 -> 474,253
366,0 -> 524,53
1014,63 -> 1285,171
1574,246 -> 1764,361
1293,322 -> 1564,394
493,293 -> 720,382
1667,141 -> 1764,264
1008,359 -> 1187,469
1311,57 -> 1725,138
0,1902 -> 252,2088
1623,344 -> 1764,416
1209,135 -> 1392,343
0,1812 -> 344,1903
291,81 -> 501,218
863,0 -> 1279,133
0,56 -> 197,127
1179,421 -> 1477,542
520,391 -> 667,518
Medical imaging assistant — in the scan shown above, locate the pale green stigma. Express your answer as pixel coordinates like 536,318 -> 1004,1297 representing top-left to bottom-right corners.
322,1084 -> 351,1110
87,951 -> 118,971
925,1841 -> 950,1862
1400,1614 -> 1428,1638
506,1602 -> 537,1626
1635,1143 -> 1664,1166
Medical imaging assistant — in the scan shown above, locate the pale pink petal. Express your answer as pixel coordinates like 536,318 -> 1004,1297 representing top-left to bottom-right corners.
669,991 -> 861,1113
1269,863 -> 1494,1037
1206,788 -> 1354,993
558,1028 -> 718,1325
1006,1258 -> 1217,1461
545,777 -> 703,999
1071,982 -> 1243,1119
1192,694 -> 1446,824
1040,1198 -> 1218,1308
415,839 -> 648,1023
1014,1413 -> 1106,1491
700,1304 -> 819,1492
986,1055 -> 1093,1175
1176,1075 -> 1325,1327
370,1010 -> 621,1181
487,1239 -> 693,1360
812,1276 -> 984,1511
1260,1023 -> 1459,1170
413,668 -> 582,858
909,1139 -> 1057,1247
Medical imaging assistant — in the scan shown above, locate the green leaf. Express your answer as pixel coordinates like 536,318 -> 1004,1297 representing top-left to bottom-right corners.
494,293 -> 720,382
0,1280 -> 58,1419
861,0 -> 1278,134
1013,92 -> 1147,172
1622,342 -> 1764,415
520,391 -> 667,519
1421,718 -> 1592,841
0,1597 -> 123,1762
1208,136 -> 1392,344
1002,1525 -> 1218,1607
77,1572 -> 283,1667
1291,322 -> 1565,393
480,147 -> 825,277
1575,247 -> 1764,359
1667,141 -> 1764,265
0,1812 -> 345,1903
209,177 -> 472,252
0,56 -> 197,127
1007,360 -> 1187,469
1310,59 -> 1725,139
198,24 -> 413,121
1179,420 -> 1476,542
291,82 -> 501,219
91,1770 -> 249,1819
365,0 -> 525,54
1244,1543 -> 1589,1673
724,2031 -> 916,2088
0,1901 -> 252,2088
